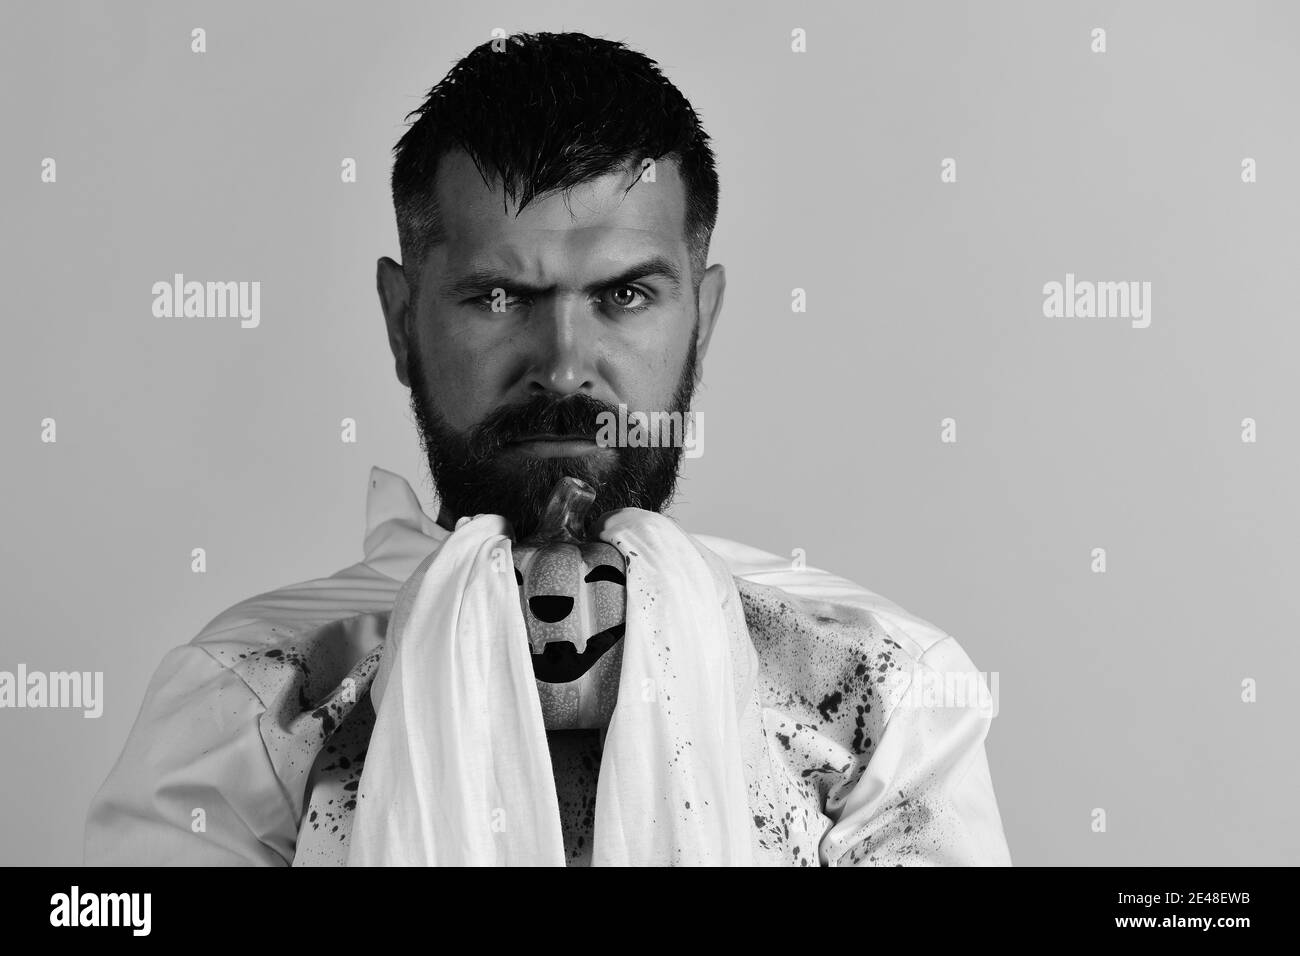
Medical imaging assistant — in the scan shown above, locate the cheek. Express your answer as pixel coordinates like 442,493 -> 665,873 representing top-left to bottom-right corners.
417,318 -> 507,430
608,348 -> 686,412
623,308 -> 693,384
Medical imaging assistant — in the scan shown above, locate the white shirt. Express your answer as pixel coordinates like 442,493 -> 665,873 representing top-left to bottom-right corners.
84,466 -> 1013,866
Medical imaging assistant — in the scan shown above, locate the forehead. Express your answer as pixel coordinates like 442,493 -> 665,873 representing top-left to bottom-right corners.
427,149 -> 688,278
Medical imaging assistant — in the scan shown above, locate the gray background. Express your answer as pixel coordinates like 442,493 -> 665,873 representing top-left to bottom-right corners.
2,0 -> 1297,866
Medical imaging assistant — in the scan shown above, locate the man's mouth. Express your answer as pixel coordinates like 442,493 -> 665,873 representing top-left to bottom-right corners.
513,433 -> 592,442
506,434 -> 611,458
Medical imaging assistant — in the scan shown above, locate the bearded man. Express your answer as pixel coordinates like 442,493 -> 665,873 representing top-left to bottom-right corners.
86,32 -> 1011,867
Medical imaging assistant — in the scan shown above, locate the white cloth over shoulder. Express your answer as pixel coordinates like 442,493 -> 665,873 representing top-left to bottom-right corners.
345,507 -> 757,866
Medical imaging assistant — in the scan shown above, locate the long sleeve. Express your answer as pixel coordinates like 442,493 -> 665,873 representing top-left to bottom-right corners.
818,635 -> 1012,866
84,644 -> 299,866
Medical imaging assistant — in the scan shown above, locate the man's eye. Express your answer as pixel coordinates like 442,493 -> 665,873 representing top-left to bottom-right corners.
604,286 -> 649,311
470,292 -> 529,311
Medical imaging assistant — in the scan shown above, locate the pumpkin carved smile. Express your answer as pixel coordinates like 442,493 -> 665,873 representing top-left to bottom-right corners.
528,621 -> 626,683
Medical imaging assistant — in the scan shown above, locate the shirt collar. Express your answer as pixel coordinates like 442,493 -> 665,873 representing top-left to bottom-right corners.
361,466 -> 450,582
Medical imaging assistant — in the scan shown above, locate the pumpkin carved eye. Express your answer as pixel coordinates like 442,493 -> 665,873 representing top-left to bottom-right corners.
528,595 -> 574,623
583,564 -> 626,586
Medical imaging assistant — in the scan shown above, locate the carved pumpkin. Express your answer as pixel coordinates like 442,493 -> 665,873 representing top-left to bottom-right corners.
512,477 -> 627,730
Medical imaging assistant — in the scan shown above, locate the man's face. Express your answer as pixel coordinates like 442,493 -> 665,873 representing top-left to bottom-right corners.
378,149 -> 725,541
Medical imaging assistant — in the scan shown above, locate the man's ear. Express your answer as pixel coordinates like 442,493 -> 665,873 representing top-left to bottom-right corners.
377,256 -> 413,388
693,263 -> 726,376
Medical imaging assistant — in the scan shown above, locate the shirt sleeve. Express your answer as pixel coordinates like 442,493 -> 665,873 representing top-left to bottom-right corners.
818,635 -> 1013,866
84,644 -> 299,866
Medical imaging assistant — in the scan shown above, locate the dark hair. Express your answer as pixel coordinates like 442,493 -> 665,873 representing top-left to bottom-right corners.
391,32 -> 719,299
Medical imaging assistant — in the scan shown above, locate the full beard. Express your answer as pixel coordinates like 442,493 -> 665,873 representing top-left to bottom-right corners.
406,332 -> 698,542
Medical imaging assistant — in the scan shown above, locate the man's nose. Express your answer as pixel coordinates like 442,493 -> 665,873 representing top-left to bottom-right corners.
523,296 -> 599,397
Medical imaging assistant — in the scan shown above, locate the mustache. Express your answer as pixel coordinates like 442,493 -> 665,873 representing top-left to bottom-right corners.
467,393 -> 617,460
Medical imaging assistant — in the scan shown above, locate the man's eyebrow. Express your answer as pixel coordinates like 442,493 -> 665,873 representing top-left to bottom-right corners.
439,255 -> 683,299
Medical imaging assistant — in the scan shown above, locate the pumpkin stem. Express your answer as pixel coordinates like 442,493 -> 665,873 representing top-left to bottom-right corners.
528,476 -> 597,544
